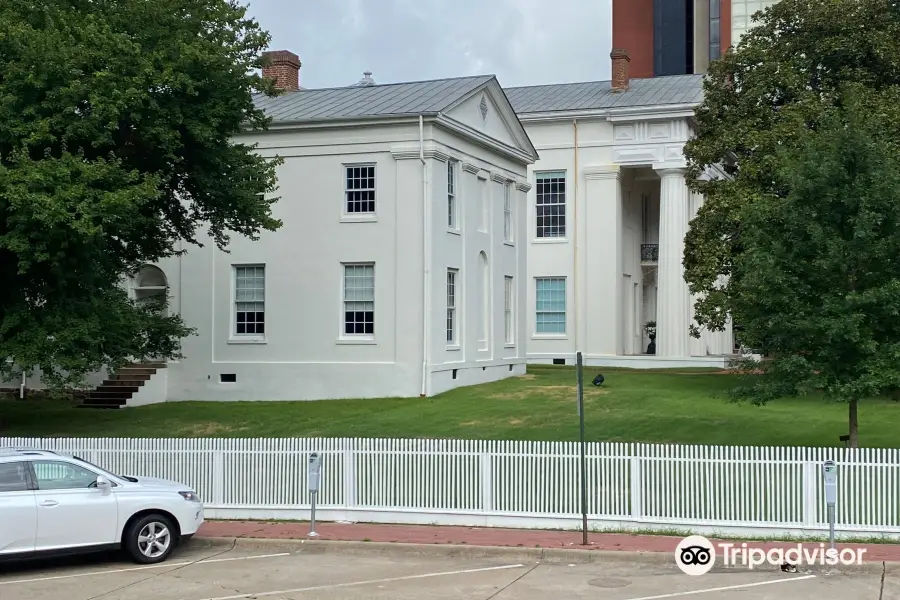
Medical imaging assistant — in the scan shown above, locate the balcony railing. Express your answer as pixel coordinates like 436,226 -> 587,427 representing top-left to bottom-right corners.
641,244 -> 659,262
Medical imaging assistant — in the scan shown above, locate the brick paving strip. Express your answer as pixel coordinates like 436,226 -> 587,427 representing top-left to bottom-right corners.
197,520 -> 900,563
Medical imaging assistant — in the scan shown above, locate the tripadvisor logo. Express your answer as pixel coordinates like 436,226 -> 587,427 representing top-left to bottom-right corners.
675,535 -> 868,576
676,536 -> 716,576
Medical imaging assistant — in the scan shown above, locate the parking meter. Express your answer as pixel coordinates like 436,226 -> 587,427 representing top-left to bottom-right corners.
823,461 -> 837,505
308,453 -> 322,537
823,460 -> 837,549
308,453 -> 322,493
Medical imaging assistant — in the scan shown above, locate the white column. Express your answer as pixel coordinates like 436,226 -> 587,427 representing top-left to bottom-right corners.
654,167 -> 691,357
583,166 -> 622,356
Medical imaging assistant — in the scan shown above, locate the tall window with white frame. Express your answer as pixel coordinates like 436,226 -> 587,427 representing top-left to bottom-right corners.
535,171 -> 566,238
343,264 -> 375,336
709,0 -> 721,61
503,183 -> 512,242
234,265 -> 265,337
535,277 -> 566,334
345,165 -> 376,214
446,269 -> 458,344
504,275 -> 514,344
447,161 -> 457,229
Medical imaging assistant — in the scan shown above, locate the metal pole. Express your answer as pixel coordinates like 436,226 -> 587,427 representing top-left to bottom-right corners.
576,351 -> 588,545
828,504 -> 835,551
309,490 -> 319,537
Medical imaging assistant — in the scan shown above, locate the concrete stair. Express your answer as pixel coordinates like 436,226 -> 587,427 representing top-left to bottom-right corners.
78,362 -> 167,409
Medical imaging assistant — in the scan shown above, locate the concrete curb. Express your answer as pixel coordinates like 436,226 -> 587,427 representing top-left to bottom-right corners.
190,536 -> 900,576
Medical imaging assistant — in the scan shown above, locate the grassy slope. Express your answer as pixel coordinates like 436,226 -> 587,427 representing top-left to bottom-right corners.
1,365 -> 898,447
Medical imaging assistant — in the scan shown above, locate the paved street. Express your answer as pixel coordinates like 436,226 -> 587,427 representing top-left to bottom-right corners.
0,542 -> 894,600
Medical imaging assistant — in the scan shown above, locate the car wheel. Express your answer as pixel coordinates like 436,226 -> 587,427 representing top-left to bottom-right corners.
124,514 -> 176,564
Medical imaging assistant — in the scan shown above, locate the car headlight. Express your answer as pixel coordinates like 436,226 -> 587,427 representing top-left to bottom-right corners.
179,491 -> 201,502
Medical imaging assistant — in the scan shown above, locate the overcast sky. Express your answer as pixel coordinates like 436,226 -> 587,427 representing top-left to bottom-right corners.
244,0 -> 613,90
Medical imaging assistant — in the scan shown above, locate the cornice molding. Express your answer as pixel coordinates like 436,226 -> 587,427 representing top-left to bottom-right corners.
390,145 -> 452,162
583,166 -> 621,180
250,115 -> 422,133
515,181 -> 532,192
516,102 -> 699,124
490,172 -> 512,184
462,162 -> 481,174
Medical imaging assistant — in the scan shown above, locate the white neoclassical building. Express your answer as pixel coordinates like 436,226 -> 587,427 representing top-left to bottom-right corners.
506,51 -> 734,368
3,49 -> 735,405
4,55 -> 540,405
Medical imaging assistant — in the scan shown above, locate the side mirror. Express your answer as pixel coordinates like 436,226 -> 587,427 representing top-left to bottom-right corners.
95,475 -> 111,490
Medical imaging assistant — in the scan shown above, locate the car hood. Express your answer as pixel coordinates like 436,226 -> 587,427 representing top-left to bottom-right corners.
124,475 -> 188,490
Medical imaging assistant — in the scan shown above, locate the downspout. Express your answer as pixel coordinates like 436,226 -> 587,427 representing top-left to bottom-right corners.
419,115 -> 430,397
572,118 -> 579,356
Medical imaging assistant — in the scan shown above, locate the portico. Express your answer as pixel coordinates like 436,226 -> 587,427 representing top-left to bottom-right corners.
507,51 -> 735,368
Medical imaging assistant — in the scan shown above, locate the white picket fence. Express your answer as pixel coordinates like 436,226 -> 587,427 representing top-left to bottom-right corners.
3,437 -> 899,538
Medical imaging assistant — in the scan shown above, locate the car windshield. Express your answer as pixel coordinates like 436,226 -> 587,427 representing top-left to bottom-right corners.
72,455 -> 138,482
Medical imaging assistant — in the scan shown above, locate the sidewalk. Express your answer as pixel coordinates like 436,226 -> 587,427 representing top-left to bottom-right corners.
197,520 -> 900,563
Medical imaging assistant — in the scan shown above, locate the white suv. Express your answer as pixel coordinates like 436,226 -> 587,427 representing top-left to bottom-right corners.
0,448 -> 204,564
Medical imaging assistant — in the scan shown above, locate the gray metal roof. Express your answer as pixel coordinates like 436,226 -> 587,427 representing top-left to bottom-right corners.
503,74 -> 704,114
253,75 -> 494,123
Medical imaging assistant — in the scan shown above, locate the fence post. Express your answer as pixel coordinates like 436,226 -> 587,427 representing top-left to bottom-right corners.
802,461 -> 818,527
480,452 -> 493,512
212,449 -> 225,506
630,445 -> 642,521
343,446 -> 357,509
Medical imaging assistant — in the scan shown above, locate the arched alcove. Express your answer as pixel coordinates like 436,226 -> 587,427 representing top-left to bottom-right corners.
135,264 -> 168,289
131,264 -> 169,316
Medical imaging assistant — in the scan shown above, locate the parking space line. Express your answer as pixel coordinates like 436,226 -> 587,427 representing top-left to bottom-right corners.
622,574 -> 817,600
193,563 -> 529,600
0,552 -> 291,586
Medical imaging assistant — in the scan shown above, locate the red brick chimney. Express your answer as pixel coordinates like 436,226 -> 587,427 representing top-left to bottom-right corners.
610,49 -> 631,92
261,50 -> 301,91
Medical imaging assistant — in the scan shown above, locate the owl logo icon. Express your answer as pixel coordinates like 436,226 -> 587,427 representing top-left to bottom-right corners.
675,535 -> 716,576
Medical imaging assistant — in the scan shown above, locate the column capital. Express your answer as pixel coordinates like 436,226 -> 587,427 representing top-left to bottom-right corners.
515,181 -> 532,192
652,162 -> 687,178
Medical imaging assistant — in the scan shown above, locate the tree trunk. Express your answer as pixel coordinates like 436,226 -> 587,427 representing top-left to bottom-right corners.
848,399 -> 859,448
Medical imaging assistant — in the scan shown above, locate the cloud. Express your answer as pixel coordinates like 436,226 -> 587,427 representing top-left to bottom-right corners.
244,0 -> 612,89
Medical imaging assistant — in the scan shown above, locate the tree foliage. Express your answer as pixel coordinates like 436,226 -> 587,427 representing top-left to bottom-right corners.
725,88 -> 900,447
683,0 -> 900,446
0,0 -> 283,389
684,0 -> 900,333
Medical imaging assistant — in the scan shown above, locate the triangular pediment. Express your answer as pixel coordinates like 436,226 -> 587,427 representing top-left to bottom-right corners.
441,79 -> 538,162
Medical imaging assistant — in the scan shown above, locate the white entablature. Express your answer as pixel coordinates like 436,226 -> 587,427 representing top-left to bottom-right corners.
607,105 -> 694,170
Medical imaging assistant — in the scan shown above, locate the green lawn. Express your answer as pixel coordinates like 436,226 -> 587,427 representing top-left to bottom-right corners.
1,364 -> 898,446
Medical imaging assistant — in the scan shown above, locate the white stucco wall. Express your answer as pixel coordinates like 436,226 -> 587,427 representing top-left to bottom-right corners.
427,125 -> 530,396
154,112 -> 531,401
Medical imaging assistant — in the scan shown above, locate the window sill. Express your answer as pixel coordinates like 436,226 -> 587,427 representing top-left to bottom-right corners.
447,228 -> 461,236
504,343 -> 516,349
503,241 -> 515,247
227,337 -> 267,345
531,334 -> 568,340
340,214 -> 378,223
336,337 -> 377,345
531,237 -> 568,244
446,345 -> 461,351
